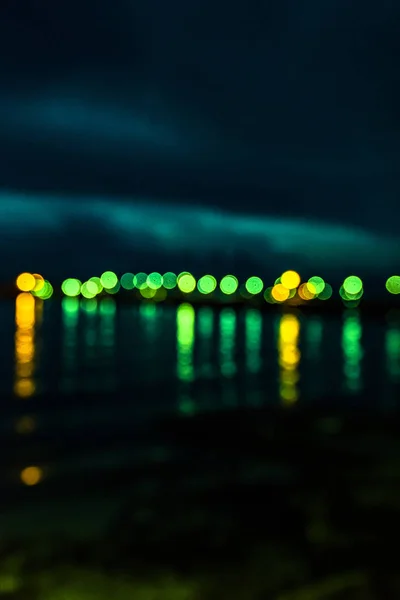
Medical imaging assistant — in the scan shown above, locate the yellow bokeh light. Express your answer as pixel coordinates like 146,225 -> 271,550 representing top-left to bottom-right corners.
20,466 -> 43,486
178,273 -> 196,294
271,284 -> 290,302
16,272 -> 36,292
281,270 -> 301,290
32,274 -> 45,292
298,283 -> 316,300
140,286 -> 157,299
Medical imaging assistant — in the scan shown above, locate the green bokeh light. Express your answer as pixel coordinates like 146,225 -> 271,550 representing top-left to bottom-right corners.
318,283 -> 333,300
61,278 -> 81,297
308,276 -> 325,295
178,273 -> 196,294
81,281 -> 97,299
34,280 -> 53,300
100,271 -> 118,290
245,276 -> 264,295
120,273 -> 135,290
140,286 -> 156,299
386,276 -> 400,295
264,286 -> 276,304
197,275 -> 217,294
340,285 -> 364,301
220,275 -> 239,295
89,276 -> 103,294
105,281 -> 121,295
343,275 -> 363,296
163,272 -> 177,290
133,272 -> 148,290
147,272 -> 163,290
81,281 -> 98,299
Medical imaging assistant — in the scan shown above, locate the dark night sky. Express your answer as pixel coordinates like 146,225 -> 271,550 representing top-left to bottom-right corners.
1,0 -> 400,237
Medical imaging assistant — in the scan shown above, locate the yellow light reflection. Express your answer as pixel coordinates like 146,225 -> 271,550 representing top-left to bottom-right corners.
278,314 -> 301,405
20,466 -> 43,486
14,293 -> 36,398
15,416 -> 36,435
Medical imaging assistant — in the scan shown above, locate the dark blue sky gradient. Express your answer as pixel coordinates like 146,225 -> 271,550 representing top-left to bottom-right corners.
1,0 -> 400,237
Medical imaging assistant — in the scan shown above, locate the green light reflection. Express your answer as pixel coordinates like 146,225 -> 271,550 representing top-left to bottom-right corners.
386,323 -> 400,383
99,298 -> 116,390
245,308 -> 262,374
342,311 -> 363,393
198,307 -> 214,378
61,297 -> 79,393
219,308 -> 236,378
176,303 -> 195,383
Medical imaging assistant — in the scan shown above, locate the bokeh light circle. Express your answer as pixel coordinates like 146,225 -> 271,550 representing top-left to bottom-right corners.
147,272 -> 163,290
281,270 -> 301,290
245,276 -> 264,295
81,281 -> 98,299
34,280 -> 53,300
271,284 -> 290,302
134,273 -> 148,290
220,275 -> 239,295
264,286 -> 276,304
100,271 -> 118,290
343,275 -> 363,296
89,277 -> 103,294
120,273 -> 135,290
317,283 -> 332,300
162,272 -> 177,290
61,278 -> 81,297
307,276 -> 325,295
197,275 -> 217,294
16,273 -> 36,292
178,273 -> 196,294
20,466 -> 43,486
32,274 -> 45,292
386,276 -> 400,295
105,282 -> 121,295
298,283 -> 315,300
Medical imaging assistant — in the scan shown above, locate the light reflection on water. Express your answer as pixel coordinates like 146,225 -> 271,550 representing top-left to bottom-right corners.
7,297 -> 400,410
277,313 -> 301,405
342,310 -> 363,393
14,293 -> 37,398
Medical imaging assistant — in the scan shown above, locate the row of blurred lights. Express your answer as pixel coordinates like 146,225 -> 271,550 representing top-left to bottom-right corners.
15,271 -> 400,305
